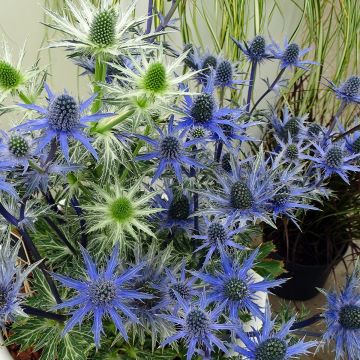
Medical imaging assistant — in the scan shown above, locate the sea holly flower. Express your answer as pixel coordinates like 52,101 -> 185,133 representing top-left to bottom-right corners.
160,293 -> 236,360
152,259 -> 198,313
126,242 -> 176,350
270,38 -> 316,70
44,0 -> 158,58
234,302 -> 317,359
337,119 -> 360,154
191,248 -> 285,320
213,58 -> 247,89
306,142 -> 360,184
201,149 -> 277,227
104,47 -> 198,114
16,84 -> 114,161
0,40 -> 39,101
177,79 -> 244,146
0,130 -> 35,171
0,237 -> 40,327
83,178 -> 160,250
152,181 -> 194,233
135,117 -> 205,184
319,261 -> 360,359
51,245 -> 151,348
325,75 -> 360,105
231,35 -> 272,63
192,216 -> 247,266
272,136 -> 309,165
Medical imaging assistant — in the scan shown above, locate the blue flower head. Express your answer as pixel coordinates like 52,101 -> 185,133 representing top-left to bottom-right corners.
234,302 -> 317,359
306,142 -> 360,184
152,181 -> 194,233
231,35 -> 272,63
16,84 -> 114,160
337,118 -> 360,154
325,75 -> 360,105
51,245 -> 150,348
270,38 -> 316,70
213,58 -> 247,89
0,238 -> 39,328
177,79 -> 244,146
192,216 -> 247,266
160,292 -> 236,360
192,248 -> 285,320
0,176 -> 17,199
135,116 -> 204,184
320,261 -> 360,360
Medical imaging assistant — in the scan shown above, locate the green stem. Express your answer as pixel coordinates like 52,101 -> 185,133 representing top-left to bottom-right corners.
95,109 -> 135,134
28,160 -> 45,174
91,56 -> 107,115
18,90 -> 32,104
120,125 -> 151,181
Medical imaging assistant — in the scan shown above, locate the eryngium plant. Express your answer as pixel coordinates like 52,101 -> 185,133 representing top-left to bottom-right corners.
0,1 -> 359,359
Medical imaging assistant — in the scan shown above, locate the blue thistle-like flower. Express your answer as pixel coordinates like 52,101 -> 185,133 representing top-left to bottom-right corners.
201,151 -> 277,227
0,238 -> 40,327
135,117 -> 205,184
306,142 -> 360,184
15,84 -> 114,160
177,79 -> 247,146
0,176 -> 17,198
51,245 -> 150,348
213,59 -> 247,89
231,35 -> 272,63
152,181 -> 194,232
337,119 -> 360,154
325,75 -> 360,105
270,38 -> 316,70
192,248 -> 285,320
234,302 -> 317,359
192,216 -> 247,266
273,135 -> 309,165
152,260 -> 198,314
160,292 -> 236,360
320,261 -> 360,359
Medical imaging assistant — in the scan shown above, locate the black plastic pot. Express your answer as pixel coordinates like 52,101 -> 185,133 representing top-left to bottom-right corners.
270,246 -> 347,301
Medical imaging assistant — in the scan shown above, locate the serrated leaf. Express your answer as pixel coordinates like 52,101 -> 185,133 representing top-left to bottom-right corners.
58,330 -> 93,360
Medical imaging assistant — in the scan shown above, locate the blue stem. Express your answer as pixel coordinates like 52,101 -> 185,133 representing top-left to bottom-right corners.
71,196 -> 88,248
246,60 -> 257,112
145,0 -> 154,34
215,141 -> 223,162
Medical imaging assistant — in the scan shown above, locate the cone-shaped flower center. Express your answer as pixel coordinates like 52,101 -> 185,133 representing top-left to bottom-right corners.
283,117 -> 300,139
221,153 -> 232,172
202,55 -> 217,75
273,186 -> 290,207
215,60 -> 233,86
308,123 -> 322,137
110,197 -> 134,222
208,222 -> 227,244
230,181 -> 254,210
143,62 -> 167,93
339,304 -> 360,330
186,309 -> 210,337
190,93 -> 216,124
169,283 -> 191,301
224,278 -> 248,301
48,94 -> 80,131
168,195 -> 190,221
189,126 -> 206,139
0,60 -> 22,90
325,146 -> 343,168
160,136 -> 181,160
285,144 -> 298,160
250,35 -> 266,59
89,279 -> 116,306
352,138 -> 360,153
8,135 -> 29,158
283,43 -> 300,65
89,10 -> 116,47
255,338 -> 287,360
340,76 -> 360,98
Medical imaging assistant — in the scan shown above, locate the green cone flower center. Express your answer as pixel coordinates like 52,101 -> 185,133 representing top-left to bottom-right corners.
285,144 -> 298,160
325,146 -> 343,168
169,283 -> 191,301
190,93 -> 216,124
273,187 -> 290,207
230,181 -> 254,210
224,278 -> 248,301
339,304 -> 360,330
308,123 -> 322,137
143,62 -> 168,93
255,338 -> 287,360
186,309 -> 210,336
283,117 -> 300,139
89,280 -> 116,306
168,195 -> 190,221
8,135 -> 29,157
202,55 -> 217,75
89,10 -> 116,47
221,153 -> 232,172
189,126 -> 206,139
110,197 -> 134,222
0,60 -> 22,90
